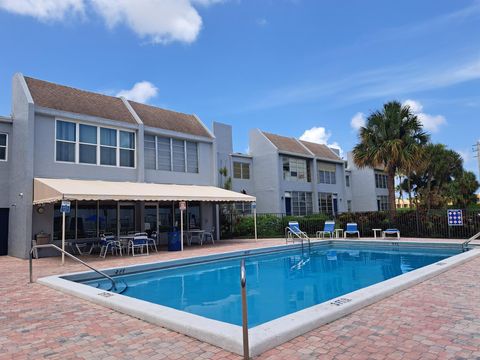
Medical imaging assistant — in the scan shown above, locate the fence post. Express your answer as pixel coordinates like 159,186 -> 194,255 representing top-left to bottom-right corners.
415,208 -> 420,236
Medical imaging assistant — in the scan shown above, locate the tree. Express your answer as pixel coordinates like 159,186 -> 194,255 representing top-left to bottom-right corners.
446,171 -> 479,208
353,101 -> 429,216
400,144 -> 473,210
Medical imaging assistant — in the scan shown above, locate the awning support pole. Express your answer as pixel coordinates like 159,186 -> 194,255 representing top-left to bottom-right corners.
61,211 -> 65,265
180,208 -> 184,251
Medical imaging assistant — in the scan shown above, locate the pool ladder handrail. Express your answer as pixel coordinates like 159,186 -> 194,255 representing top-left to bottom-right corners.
29,243 -> 118,291
462,231 -> 480,251
285,226 -> 311,246
240,258 -> 249,360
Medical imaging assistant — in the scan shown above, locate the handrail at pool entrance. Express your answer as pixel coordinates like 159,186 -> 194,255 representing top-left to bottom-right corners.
29,244 -> 118,291
285,226 -> 311,252
240,258 -> 249,360
462,231 -> 480,251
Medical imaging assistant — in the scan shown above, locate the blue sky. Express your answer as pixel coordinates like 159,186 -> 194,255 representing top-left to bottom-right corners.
0,0 -> 479,174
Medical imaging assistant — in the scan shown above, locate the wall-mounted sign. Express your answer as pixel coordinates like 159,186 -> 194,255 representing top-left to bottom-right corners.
447,209 -> 463,226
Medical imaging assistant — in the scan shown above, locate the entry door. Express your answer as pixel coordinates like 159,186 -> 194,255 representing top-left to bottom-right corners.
0,208 -> 9,256
285,198 -> 292,216
333,196 -> 338,216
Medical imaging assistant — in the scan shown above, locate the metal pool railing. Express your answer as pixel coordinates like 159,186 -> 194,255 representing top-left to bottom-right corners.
240,258 -> 249,360
29,243 -> 118,291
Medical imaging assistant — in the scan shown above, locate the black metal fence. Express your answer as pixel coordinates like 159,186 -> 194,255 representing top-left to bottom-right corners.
220,209 -> 480,240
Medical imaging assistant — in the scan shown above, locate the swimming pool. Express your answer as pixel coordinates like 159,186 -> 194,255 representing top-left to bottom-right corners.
38,240 -> 479,356
82,243 -> 460,327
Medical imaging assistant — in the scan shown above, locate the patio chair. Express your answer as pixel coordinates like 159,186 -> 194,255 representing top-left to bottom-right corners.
382,228 -> 400,239
316,221 -> 335,239
128,233 -> 150,256
203,226 -> 215,245
145,232 -> 158,252
344,223 -> 360,238
99,234 -> 122,258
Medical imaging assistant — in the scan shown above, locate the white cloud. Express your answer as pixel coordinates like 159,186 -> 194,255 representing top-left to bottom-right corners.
350,112 -> 366,130
402,99 -> 447,133
0,0 -> 226,44
0,0 -> 84,21
117,81 -> 158,103
299,126 -> 344,157
300,126 -> 331,144
91,0 -> 203,44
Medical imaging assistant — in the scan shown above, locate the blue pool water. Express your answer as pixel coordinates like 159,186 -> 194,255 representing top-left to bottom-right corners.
83,244 -> 460,327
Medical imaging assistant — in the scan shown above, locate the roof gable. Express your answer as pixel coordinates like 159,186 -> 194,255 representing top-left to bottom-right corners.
25,77 -> 137,124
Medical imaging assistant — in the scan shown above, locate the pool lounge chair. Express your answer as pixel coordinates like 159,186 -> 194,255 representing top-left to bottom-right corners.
382,228 -> 400,239
344,223 -> 360,238
316,221 -> 335,239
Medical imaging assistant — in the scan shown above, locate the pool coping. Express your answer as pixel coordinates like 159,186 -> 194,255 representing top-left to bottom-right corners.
37,240 -> 480,357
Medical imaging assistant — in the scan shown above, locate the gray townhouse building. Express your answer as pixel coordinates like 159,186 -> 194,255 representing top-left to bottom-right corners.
346,151 -> 389,212
248,129 -> 348,216
214,123 -> 388,217
0,75 -> 388,259
0,74 -> 255,259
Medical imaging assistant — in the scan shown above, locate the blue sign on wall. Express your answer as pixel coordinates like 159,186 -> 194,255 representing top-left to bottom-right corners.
447,209 -> 463,226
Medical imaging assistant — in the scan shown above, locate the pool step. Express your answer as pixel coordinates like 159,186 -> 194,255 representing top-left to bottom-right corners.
90,280 -> 128,294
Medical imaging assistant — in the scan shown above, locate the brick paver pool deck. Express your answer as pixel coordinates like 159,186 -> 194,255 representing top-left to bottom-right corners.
1,238 -> 479,359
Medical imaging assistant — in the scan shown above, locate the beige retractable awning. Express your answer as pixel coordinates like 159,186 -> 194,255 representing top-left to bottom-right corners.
33,178 -> 256,205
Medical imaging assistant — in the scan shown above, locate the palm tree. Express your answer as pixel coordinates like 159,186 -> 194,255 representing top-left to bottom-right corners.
353,101 -> 429,216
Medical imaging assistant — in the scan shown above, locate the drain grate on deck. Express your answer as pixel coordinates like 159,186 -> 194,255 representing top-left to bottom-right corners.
97,292 -> 115,298
436,262 -> 447,266
330,297 -> 352,306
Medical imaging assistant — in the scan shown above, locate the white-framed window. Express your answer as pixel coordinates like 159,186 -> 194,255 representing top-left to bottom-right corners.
55,119 -> 136,168
0,133 -> 8,161
119,131 -> 135,167
56,120 -> 76,162
283,156 -> 310,182
100,127 -> 117,166
318,192 -> 335,215
233,162 -> 250,179
345,175 -> 350,187
291,191 -> 313,216
143,134 -> 199,173
318,162 -> 336,184
377,195 -> 389,211
79,124 -> 97,164
235,202 -> 252,214
375,172 -> 388,188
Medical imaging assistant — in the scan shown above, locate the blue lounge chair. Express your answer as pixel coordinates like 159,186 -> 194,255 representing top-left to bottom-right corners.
344,223 -> 360,238
317,220 -> 335,239
382,228 -> 400,239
